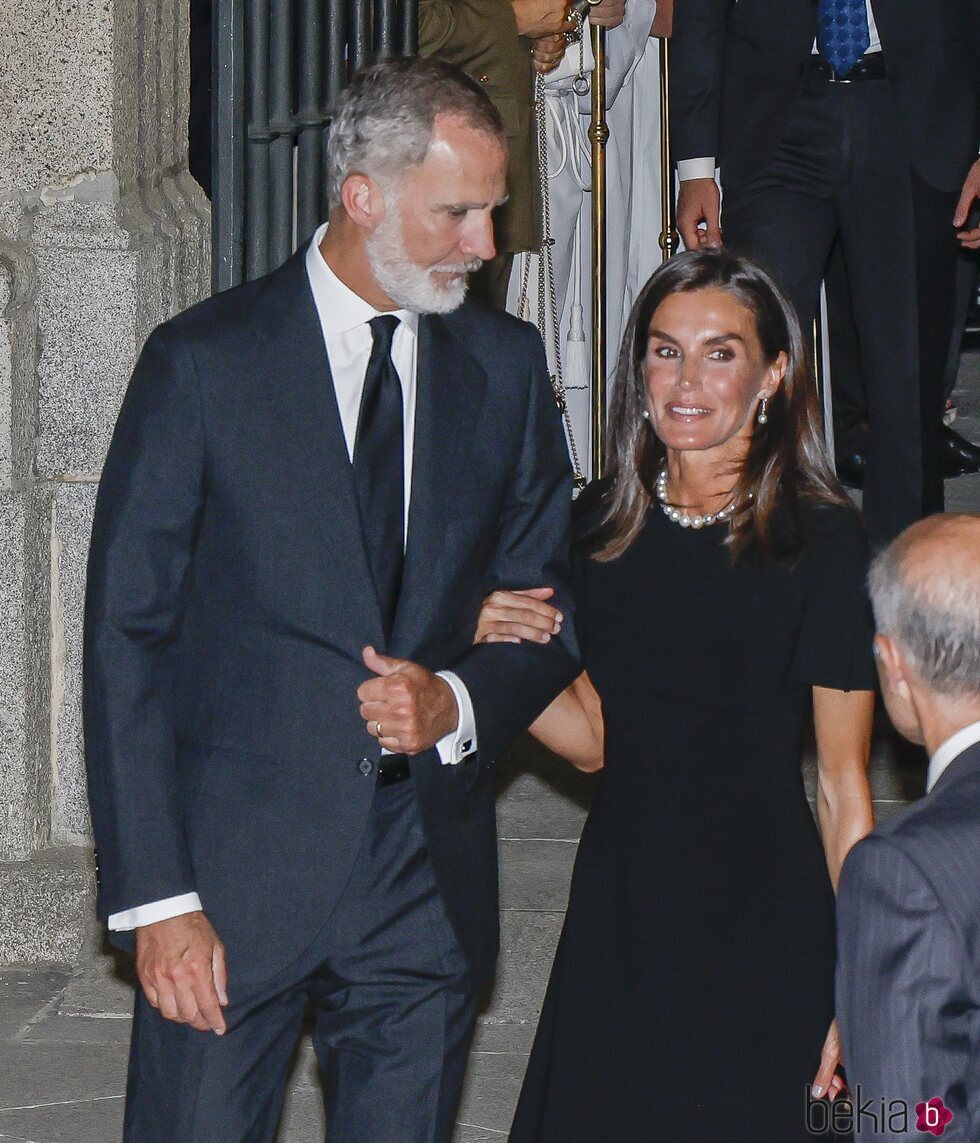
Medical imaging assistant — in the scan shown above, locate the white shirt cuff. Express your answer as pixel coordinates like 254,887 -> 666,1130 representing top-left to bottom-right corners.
677,157 -> 716,181
434,670 -> 478,765
108,892 -> 203,931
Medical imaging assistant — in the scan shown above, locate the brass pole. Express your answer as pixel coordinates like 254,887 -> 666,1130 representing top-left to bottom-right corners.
589,24 -> 608,479
658,37 -> 678,262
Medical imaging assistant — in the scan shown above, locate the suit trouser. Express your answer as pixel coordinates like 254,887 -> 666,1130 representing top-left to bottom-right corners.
124,780 -> 478,1143
722,69 -> 960,546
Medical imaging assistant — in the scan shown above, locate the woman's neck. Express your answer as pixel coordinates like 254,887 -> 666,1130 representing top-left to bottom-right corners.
664,446 -> 746,515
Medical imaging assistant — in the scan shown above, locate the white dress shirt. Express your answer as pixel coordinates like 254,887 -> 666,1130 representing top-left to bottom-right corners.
677,0 -> 882,183
926,719 -> 980,792
108,225 -> 478,931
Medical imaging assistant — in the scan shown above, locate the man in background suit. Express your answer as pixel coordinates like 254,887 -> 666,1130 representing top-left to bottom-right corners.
836,514 -> 980,1140
670,0 -> 980,546
84,58 -> 579,1141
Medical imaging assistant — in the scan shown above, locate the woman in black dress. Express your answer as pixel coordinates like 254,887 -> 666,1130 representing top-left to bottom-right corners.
477,252 -> 876,1141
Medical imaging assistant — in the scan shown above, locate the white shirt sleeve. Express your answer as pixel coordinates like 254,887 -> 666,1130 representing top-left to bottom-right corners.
434,670 -> 478,765
677,157 -> 717,181
107,891 -> 203,931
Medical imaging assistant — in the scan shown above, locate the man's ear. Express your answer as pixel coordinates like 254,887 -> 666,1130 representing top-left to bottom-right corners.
340,174 -> 386,232
875,633 -> 913,702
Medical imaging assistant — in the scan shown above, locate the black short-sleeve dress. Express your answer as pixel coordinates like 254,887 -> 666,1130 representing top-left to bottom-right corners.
509,497 -> 876,1143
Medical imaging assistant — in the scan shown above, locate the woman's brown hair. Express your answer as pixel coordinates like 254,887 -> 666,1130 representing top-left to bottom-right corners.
587,249 -> 853,563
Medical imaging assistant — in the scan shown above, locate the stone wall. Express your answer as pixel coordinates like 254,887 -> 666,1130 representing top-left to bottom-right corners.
0,0 -> 209,961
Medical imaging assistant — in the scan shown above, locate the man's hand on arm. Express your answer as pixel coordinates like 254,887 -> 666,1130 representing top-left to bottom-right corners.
135,912 -> 229,1035
954,157 -> 980,248
359,647 -> 459,755
676,175 -> 722,250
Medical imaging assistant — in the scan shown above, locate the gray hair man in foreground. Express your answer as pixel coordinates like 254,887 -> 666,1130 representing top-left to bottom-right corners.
836,514 -> 980,1141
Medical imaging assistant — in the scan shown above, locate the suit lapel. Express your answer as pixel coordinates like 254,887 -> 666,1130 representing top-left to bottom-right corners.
391,313 -> 487,657
257,249 -> 386,654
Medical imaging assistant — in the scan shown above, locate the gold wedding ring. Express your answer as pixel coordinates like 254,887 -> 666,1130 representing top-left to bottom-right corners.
375,720 -> 383,738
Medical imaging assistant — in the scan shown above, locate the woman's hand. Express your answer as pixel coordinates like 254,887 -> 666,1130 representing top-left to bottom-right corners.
475,587 -> 564,645
811,1019 -> 846,1102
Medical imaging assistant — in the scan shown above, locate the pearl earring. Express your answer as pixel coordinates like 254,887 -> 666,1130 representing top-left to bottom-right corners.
641,408 -> 650,421
757,395 -> 769,425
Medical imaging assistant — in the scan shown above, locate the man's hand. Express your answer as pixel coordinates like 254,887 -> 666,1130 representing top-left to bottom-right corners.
512,0 -> 569,40
589,0 -> 626,29
359,647 -> 458,754
677,177 -> 722,250
532,33 -> 566,74
954,158 -> 980,249
135,912 -> 228,1034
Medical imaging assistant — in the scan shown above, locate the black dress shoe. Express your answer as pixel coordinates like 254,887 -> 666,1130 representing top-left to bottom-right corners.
835,452 -> 866,490
943,425 -> 980,472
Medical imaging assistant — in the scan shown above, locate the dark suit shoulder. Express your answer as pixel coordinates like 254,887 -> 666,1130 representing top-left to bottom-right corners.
442,299 -> 543,356
160,251 -> 310,358
869,752 -> 980,925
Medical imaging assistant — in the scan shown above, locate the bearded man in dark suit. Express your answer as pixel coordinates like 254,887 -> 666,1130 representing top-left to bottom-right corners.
670,0 -> 980,546
837,514 -> 980,1140
84,58 -> 578,1142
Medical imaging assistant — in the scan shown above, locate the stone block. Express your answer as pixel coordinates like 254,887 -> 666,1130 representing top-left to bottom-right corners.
498,838 -> 577,912
0,488 -> 52,860
0,0 -> 113,196
33,192 -> 210,480
481,910 -> 564,1026
495,735 -> 594,841
456,1042 -> 529,1137
0,261 -> 12,485
33,205 -> 146,479
0,847 -> 94,965
51,482 -> 97,842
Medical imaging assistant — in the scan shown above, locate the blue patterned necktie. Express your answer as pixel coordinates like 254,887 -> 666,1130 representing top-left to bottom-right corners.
817,0 -> 871,77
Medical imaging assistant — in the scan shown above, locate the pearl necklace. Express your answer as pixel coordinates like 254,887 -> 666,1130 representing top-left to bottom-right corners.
655,468 -> 745,529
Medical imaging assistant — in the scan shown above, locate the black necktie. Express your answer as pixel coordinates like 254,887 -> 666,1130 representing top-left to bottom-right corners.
353,315 -> 404,639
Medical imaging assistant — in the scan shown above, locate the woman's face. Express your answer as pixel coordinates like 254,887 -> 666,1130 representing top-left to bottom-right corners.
642,287 -> 787,458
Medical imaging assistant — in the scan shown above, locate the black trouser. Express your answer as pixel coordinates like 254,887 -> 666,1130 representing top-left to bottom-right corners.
124,781 -> 478,1142
722,66 -> 960,546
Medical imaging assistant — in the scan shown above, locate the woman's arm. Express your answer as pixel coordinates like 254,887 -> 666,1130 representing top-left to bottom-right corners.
475,589 -> 604,771
812,686 -> 875,889
529,671 -> 604,772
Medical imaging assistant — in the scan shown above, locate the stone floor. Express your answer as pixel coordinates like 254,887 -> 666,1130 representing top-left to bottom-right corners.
2,356 -> 979,1143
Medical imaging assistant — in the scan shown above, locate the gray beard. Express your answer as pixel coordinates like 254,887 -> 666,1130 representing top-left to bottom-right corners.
365,207 -> 481,314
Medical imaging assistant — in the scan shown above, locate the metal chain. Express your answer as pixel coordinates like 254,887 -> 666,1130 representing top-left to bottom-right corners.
528,67 -> 587,488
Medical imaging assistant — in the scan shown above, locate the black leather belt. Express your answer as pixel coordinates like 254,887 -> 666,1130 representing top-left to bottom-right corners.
807,52 -> 887,83
377,752 -> 411,787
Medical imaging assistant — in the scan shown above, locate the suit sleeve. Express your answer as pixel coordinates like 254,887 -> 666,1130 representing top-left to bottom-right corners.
83,323 -> 205,920
836,835 -> 972,1136
669,0 -> 729,164
449,335 -> 581,766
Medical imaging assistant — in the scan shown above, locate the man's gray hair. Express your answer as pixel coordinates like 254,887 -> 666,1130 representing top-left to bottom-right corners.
326,58 -> 504,210
869,526 -> 980,697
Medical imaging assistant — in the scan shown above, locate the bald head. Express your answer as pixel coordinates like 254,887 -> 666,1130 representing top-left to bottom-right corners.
869,515 -> 980,699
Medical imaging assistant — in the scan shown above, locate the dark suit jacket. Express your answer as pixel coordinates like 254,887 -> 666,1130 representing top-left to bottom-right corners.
836,742 -> 980,1140
419,0 -> 540,252
83,246 -> 579,986
670,0 -> 980,192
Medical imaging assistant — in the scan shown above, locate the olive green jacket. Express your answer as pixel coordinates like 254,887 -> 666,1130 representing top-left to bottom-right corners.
419,0 -> 541,253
